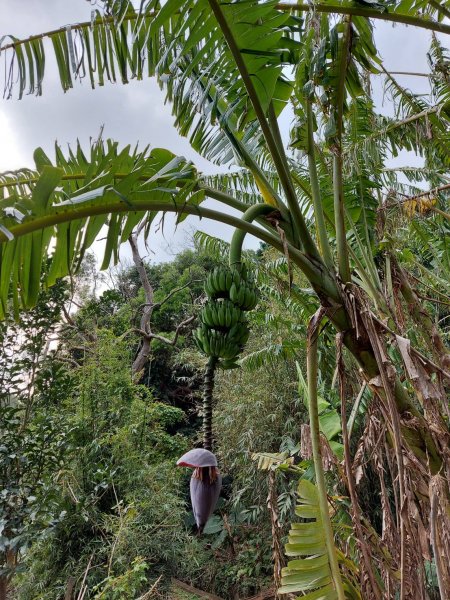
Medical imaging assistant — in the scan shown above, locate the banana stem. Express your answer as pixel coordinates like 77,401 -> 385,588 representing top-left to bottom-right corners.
306,100 -> 334,270
229,203 -> 277,268
203,356 -> 218,451
332,16 -> 352,284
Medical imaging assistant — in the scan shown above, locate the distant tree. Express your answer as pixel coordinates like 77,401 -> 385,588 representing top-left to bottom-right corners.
0,281 -> 71,600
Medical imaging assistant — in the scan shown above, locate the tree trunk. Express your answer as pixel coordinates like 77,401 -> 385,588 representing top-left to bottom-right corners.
0,549 -> 16,600
327,286 -> 445,474
65,576 -> 76,600
0,576 -> 7,600
129,233 -> 154,377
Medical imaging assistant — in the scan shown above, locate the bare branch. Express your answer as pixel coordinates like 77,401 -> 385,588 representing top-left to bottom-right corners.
146,315 -> 195,346
129,233 -> 198,376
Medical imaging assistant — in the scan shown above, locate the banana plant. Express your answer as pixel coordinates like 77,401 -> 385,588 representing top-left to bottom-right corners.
1,1 -> 450,596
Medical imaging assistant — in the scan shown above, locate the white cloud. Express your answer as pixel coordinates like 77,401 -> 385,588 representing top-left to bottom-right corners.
0,110 -> 25,171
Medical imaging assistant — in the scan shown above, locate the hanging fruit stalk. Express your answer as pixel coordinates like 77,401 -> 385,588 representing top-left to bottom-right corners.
183,264 -> 259,533
202,356 -> 217,451
186,208 -> 264,533
193,205 -> 275,447
193,263 -> 259,451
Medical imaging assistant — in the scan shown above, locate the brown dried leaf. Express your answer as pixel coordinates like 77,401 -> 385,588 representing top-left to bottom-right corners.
300,424 -> 336,471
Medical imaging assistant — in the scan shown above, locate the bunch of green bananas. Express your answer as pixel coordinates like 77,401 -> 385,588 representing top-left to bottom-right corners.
205,266 -> 241,298
193,326 -> 244,360
200,299 -> 242,328
194,265 -> 258,369
229,282 -> 258,311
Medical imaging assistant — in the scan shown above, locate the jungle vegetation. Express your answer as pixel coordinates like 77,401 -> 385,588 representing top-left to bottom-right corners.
0,1 -> 449,599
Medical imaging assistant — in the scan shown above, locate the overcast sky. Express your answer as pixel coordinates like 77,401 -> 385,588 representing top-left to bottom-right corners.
0,0 -> 438,267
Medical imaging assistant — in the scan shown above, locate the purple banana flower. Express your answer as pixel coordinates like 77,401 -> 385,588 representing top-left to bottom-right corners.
177,449 -> 222,534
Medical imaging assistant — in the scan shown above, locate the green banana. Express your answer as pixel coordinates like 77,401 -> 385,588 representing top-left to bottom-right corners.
200,306 -> 210,327
223,341 -> 240,359
238,286 -> 245,307
193,329 -> 203,353
242,288 -> 257,310
232,269 -> 241,287
203,331 -> 211,355
203,300 -> 242,329
230,282 -> 238,303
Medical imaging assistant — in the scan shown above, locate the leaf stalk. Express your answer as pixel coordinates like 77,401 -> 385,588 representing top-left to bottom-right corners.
306,100 -> 334,271
207,0 -> 321,261
307,309 -> 345,600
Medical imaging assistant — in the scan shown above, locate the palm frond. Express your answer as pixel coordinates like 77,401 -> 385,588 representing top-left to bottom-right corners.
381,166 -> 449,187
0,1 -> 299,168
382,71 -> 450,167
427,34 -> 450,106
252,450 -> 300,472
240,340 -> 301,371
201,169 -> 284,206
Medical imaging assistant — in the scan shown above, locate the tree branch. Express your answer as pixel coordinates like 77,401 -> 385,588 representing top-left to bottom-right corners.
153,281 -> 197,310
145,315 -> 195,347
129,232 -> 199,374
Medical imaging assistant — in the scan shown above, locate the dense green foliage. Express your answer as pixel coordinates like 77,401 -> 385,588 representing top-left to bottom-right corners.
0,280 -> 71,580
0,247 -> 314,599
2,243 -> 447,599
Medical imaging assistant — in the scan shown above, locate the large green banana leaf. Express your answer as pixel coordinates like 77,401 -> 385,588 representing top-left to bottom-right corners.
0,140 -> 201,318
